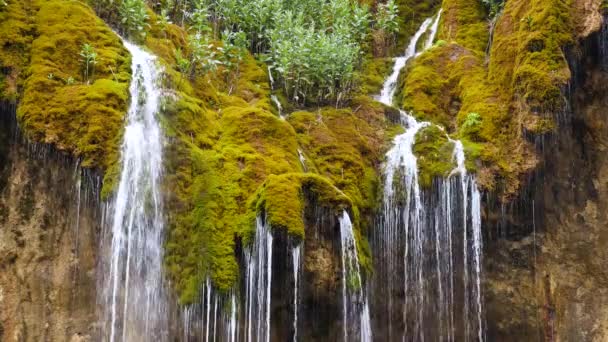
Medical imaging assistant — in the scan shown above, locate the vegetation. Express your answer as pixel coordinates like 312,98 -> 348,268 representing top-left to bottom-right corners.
80,43 -> 98,84
397,0 -> 573,196
1,0 -> 584,306
413,125 -> 455,188
1,0 -> 131,198
373,0 -> 400,56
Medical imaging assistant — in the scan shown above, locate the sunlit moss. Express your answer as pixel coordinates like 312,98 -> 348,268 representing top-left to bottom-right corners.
6,1 -> 130,198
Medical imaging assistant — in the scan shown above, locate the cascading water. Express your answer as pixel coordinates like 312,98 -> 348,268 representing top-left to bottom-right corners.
372,9 -> 485,341
244,216 -> 274,342
99,40 -> 168,341
339,210 -> 372,342
292,245 -> 301,342
181,280 -> 239,342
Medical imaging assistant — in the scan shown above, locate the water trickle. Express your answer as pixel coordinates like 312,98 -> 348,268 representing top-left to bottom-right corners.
297,149 -> 307,172
339,211 -> 372,342
271,95 -> 283,119
100,40 -> 168,341
292,245 -> 301,342
244,216 -> 273,342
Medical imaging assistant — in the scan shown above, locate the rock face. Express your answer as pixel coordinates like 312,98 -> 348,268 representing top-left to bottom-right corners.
0,104 -> 101,341
484,18 -> 608,341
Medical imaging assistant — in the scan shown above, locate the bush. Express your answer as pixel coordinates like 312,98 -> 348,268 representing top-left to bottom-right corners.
119,0 -> 149,40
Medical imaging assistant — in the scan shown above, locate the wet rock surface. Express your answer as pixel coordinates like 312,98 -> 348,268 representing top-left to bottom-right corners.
0,105 -> 101,341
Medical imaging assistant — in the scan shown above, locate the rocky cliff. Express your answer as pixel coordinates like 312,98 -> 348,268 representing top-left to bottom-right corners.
0,102 -> 101,341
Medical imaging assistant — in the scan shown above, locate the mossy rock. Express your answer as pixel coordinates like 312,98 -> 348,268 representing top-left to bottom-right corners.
394,0 -> 442,53
413,125 -> 455,188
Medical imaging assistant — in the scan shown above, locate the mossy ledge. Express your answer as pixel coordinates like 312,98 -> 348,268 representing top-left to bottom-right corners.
1,0 -> 132,198
248,173 -> 353,242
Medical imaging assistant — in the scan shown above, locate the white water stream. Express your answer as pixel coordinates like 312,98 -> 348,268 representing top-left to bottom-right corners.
100,40 -> 168,342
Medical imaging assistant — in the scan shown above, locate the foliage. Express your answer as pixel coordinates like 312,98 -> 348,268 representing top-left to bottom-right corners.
481,0 -> 504,18
267,10 -> 363,105
373,0 -> 400,55
119,0 -> 149,40
376,0 -> 400,34
80,43 -> 98,84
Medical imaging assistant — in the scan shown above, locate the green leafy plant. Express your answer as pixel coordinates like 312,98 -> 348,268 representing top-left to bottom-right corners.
174,48 -> 191,75
376,0 -> 399,35
155,8 -> 172,36
79,43 -> 98,84
460,112 -> 482,140
119,0 -> 149,40
221,29 -> 248,92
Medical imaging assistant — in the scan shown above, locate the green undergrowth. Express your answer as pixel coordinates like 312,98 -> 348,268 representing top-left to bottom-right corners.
395,0 -> 574,196
358,56 -> 394,95
5,0 -> 131,198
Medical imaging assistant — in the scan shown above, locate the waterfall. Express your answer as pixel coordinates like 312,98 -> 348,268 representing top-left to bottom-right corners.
373,9 -> 485,341
292,244 -> 301,342
99,40 -> 168,341
339,210 -> 372,342
244,216 -> 273,342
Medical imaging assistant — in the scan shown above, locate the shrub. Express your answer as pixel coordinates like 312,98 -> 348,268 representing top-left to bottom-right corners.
119,0 -> 149,40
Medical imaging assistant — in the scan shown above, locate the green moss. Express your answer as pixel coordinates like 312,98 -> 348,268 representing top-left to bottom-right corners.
249,173 -> 352,241
0,0 -> 33,100
413,125 -> 455,188
357,56 -> 394,95
439,0 -> 489,52
161,53 -> 305,301
13,0 -> 130,187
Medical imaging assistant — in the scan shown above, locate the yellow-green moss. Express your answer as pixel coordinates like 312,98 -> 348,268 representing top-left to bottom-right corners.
439,0 -> 489,52
249,173 -> 352,241
13,0 -> 130,192
395,0 -> 442,52
0,0 -> 33,100
413,125 -> 455,188
357,56 -> 394,95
